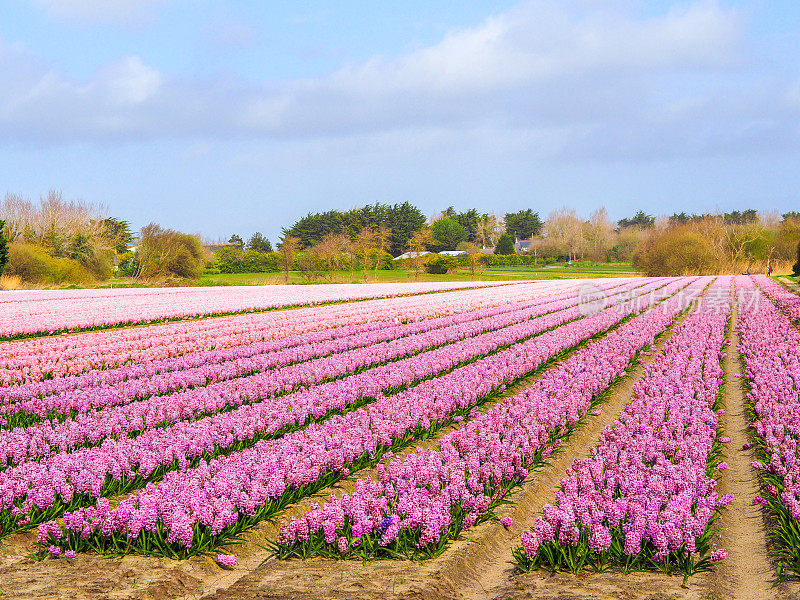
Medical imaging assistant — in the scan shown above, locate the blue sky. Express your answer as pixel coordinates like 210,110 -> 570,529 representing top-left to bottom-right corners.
1,1 -> 798,243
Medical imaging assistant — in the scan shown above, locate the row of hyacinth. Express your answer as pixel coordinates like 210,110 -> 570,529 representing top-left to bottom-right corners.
0,281 -> 561,386
0,280 -> 640,429
514,278 -> 733,580
269,278 -> 710,561
750,274 -> 800,323
0,281 -> 659,468
0,280 -> 599,404
0,281 -> 511,340
35,278 -> 693,557
735,275 -> 800,577
2,280 -> 683,538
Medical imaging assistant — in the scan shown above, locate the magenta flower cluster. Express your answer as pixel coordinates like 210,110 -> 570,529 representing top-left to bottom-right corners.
0,281 -> 507,340
0,280 -> 635,440
0,281 -> 542,385
2,282 -> 642,532
735,275 -> 800,575
271,278 -> 709,560
35,279 -> 690,556
516,278 -> 732,575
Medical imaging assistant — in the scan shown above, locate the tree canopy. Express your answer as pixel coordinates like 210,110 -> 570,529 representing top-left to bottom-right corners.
504,209 -> 543,239
246,232 -> 272,253
494,233 -> 515,255
429,217 -> 469,252
618,211 -> 655,229
0,219 -> 8,277
282,202 -> 425,256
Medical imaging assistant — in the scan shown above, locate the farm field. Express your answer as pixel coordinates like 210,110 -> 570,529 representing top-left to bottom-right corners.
1,276 -> 800,600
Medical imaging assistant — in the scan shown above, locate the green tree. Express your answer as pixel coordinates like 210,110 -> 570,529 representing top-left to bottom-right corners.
504,209 -> 543,239
227,234 -> 244,249
494,233 -> 515,255
246,232 -> 272,253
782,212 -> 800,222
430,217 -> 469,252
794,240 -> 800,277
723,209 -> 758,225
101,217 -> 136,255
618,211 -> 655,229
387,202 -> 425,256
0,219 -> 8,277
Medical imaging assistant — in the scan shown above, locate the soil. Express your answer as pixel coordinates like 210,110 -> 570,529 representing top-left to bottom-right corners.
4,295 -> 800,599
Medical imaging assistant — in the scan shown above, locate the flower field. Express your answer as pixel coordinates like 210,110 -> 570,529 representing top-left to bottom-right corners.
3,276 -> 800,600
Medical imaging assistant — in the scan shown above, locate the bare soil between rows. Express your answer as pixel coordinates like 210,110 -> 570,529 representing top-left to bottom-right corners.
4,296 -> 800,600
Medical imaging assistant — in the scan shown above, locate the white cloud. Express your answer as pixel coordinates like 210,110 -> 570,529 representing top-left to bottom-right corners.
30,0 -> 174,25
2,1 -> 798,161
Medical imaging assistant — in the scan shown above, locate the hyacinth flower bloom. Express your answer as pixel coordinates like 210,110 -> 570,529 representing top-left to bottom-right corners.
3,281 -> 678,539
0,279 -> 645,432
0,281 -> 513,340
0,281 -> 656,537
35,278 -> 697,557
735,275 -> 800,577
270,279 -> 712,562
0,281 -> 570,386
0,280 -> 667,477
514,278 -> 732,580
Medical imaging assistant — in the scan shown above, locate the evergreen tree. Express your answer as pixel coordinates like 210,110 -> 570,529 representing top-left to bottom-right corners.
430,217 -> 469,252
0,220 -> 8,277
227,234 -> 244,249
504,209 -> 543,239
618,211 -> 655,229
794,240 -> 800,277
494,233 -> 515,255
246,232 -> 272,253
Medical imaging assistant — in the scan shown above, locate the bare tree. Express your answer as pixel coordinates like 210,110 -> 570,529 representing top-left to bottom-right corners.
457,241 -> 484,279
544,208 -> 585,262
279,235 -> 300,284
407,227 -> 432,281
585,207 -> 614,262
372,225 -> 392,282
355,227 -> 377,282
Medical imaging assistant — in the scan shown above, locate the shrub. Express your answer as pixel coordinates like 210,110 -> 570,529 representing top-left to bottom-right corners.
5,243 -> 95,285
794,240 -> 800,277
425,255 -> 459,274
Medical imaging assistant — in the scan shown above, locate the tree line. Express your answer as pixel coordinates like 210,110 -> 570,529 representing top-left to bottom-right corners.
2,191 -> 799,286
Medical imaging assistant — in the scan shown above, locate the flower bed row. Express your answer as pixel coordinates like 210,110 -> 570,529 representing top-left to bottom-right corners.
735,275 -> 800,577
35,279 -> 692,556
270,278 -> 712,561
0,281 -> 662,465
0,281 -> 512,341
514,278 -> 732,580
1,281 -> 602,403
0,281 -> 558,385
1,280 -> 639,428
1,280 -> 685,538
750,274 -> 800,322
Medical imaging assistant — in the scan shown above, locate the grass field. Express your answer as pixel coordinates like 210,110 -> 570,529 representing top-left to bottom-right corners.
195,262 -> 642,286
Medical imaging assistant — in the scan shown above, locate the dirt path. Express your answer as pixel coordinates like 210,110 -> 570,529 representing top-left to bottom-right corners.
710,302 -> 800,600
710,306 -> 782,600
779,276 -> 800,295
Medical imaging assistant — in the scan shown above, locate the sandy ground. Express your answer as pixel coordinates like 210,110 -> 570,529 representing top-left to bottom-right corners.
3,298 -> 800,599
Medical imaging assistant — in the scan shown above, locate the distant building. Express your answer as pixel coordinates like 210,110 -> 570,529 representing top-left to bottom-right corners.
514,239 -> 533,253
393,251 -> 431,260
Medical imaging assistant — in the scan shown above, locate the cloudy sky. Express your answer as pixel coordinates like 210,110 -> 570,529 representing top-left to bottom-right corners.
1,1 -> 798,243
